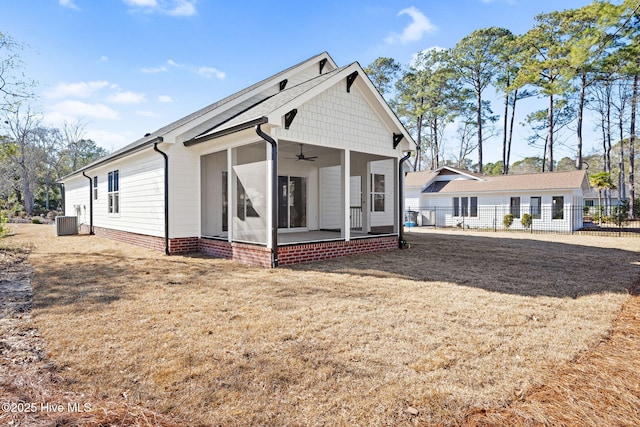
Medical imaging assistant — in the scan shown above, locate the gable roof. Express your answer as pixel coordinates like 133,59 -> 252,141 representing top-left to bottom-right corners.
186,61 -> 417,149
60,52 -> 338,180
406,168 -> 589,194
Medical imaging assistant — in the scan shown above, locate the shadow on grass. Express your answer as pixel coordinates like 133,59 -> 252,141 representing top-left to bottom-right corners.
31,251 -> 216,310
288,232 -> 640,299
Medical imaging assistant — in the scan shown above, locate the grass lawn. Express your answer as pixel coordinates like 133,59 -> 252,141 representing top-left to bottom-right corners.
3,224 -> 639,425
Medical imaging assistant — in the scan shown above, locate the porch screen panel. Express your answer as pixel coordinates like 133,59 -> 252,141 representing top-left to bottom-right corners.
232,143 -> 268,244
200,151 -> 227,237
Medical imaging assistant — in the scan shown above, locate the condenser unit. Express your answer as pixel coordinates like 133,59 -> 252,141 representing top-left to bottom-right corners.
56,216 -> 78,236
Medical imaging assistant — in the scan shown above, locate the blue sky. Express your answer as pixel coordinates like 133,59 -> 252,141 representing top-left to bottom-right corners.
2,0 -> 598,163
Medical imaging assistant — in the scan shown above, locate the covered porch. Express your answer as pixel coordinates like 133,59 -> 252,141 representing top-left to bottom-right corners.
199,138 -> 400,265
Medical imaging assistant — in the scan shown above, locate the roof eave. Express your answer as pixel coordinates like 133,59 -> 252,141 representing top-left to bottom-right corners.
183,117 -> 268,147
57,136 -> 164,183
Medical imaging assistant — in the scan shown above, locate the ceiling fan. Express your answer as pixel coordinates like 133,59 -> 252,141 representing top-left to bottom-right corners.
295,144 -> 317,161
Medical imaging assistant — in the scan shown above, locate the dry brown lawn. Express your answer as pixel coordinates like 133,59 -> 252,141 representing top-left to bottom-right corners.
2,224 -> 639,426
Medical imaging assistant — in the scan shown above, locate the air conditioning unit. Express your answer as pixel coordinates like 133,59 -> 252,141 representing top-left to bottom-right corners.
56,216 -> 78,236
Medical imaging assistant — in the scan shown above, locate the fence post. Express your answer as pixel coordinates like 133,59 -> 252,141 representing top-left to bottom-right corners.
494,206 -> 497,232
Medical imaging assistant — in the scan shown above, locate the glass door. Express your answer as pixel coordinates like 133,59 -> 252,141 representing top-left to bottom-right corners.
278,175 -> 307,229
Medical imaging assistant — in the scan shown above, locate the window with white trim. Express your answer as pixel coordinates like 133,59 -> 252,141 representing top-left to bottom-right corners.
530,196 -> 542,219
510,197 -> 521,218
371,173 -> 385,212
108,170 -> 119,214
93,176 -> 98,200
552,196 -> 564,219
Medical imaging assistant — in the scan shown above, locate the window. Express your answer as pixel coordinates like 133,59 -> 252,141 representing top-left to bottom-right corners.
236,178 -> 258,221
93,176 -> 98,200
552,196 -> 564,219
108,170 -> 119,214
470,197 -> 478,217
461,197 -> 469,217
585,200 -> 594,207
371,174 -> 385,212
453,197 -> 460,216
530,197 -> 542,219
510,197 -> 521,218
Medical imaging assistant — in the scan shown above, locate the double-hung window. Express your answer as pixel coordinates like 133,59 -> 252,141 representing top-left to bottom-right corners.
108,170 -> 119,214
510,197 -> 521,219
530,197 -> 541,219
93,176 -> 98,200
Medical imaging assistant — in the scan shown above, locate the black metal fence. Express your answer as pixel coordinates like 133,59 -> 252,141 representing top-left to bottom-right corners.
403,205 -> 638,236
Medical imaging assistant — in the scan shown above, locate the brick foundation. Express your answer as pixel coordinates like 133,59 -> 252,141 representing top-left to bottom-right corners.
277,236 -> 399,266
89,227 -> 398,267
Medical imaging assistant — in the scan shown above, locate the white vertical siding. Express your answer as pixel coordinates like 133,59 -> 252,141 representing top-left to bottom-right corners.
319,165 -> 342,229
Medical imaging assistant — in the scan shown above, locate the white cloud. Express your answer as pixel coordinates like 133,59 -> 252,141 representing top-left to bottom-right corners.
197,66 -> 226,79
123,0 -> 196,16
168,0 -> 196,16
45,81 -> 110,99
385,6 -> 437,45
107,91 -> 147,104
163,59 -> 225,79
157,95 -> 173,103
141,65 -> 168,73
124,0 -> 157,6
59,0 -> 79,10
99,56 -> 109,62
47,101 -> 120,123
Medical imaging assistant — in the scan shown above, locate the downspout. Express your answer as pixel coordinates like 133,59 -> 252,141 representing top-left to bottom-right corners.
398,149 -> 414,249
153,139 -> 170,255
81,171 -> 94,235
59,183 -> 65,216
255,124 -> 279,268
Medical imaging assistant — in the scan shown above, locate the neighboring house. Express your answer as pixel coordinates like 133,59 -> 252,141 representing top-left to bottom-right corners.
59,52 -> 416,267
583,189 -> 622,213
404,166 -> 590,232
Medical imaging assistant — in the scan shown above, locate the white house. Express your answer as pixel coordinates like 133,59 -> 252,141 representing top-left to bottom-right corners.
59,52 -> 416,267
404,166 -> 590,232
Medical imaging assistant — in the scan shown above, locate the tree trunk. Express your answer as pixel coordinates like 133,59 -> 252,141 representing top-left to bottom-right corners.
477,90 -> 483,173
506,88 -> 518,175
502,92 -> 509,174
19,162 -> 34,215
542,135 -> 548,173
548,94 -> 554,172
415,115 -> 422,171
619,112 -> 626,200
576,74 -> 586,170
433,118 -> 439,169
630,74 -> 637,217
606,90 -> 612,212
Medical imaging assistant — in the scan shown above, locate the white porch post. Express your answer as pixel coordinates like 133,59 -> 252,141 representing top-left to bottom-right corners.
267,143 -> 274,249
227,147 -> 233,243
343,149 -> 351,241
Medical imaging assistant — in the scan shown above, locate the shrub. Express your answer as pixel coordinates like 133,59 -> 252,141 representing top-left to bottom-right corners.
31,218 -> 41,224
503,214 -> 514,229
0,211 -> 9,238
521,213 -> 533,229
